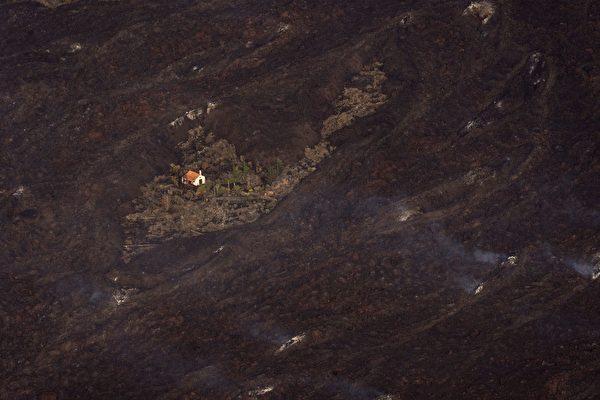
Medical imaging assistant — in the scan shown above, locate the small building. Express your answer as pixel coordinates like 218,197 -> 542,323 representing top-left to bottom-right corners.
182,170 -> 206,186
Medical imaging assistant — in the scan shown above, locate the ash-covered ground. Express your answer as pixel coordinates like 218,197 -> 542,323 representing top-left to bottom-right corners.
1,1 -> 599,399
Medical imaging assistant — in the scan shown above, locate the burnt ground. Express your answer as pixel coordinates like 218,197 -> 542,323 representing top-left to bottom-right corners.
1,0 -> 599,399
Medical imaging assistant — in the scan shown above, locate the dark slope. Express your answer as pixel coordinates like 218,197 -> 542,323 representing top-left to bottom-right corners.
1,1 -> 599,399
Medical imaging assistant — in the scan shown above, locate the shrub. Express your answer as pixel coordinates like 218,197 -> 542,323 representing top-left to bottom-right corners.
195,184 -> 209,197
169,163 -> 182,175
213,182 -> 226,196
264,158 -> 284,184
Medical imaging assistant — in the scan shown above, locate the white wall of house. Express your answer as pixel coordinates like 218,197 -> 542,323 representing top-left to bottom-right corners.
193,174 -> 206,186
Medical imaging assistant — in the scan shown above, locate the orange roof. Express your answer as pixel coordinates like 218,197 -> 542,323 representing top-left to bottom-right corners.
183,170 -> 200,182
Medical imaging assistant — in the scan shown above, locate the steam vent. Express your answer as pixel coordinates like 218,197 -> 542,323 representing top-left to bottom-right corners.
1,1 -> 599,399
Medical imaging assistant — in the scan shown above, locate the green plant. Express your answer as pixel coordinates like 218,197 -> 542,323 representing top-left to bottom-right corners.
213,181 -> 226,196
224,175 -> 236,191
231,165 -> 242,182
224,162 -> 253,191
241,160 -> 251,175
264,158 -> 284,184
195,184 -> 208,196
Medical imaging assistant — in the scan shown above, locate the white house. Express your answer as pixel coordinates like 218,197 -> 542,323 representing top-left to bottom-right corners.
182,170 -> 206,186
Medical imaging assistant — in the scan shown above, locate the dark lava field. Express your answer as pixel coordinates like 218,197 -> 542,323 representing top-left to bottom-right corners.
1,0 -> 599,399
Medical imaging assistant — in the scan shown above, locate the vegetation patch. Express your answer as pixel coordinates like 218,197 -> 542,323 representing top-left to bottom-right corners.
123,62 -> 388,261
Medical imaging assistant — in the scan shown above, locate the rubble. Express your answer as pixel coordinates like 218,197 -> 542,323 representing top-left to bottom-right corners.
112,288 -> 137,306
185,108 -> 203,121
36,0 -> 77,7
463,119 -> 481,132
169,107 -> 206,127
474,283 -> 484,295
504,255 -> 518,266
526,52 -> 547,87
276,333 -> 306,353
169,116 -> 185,128
463,2 -> 495,24
398,208 -> 420,222
206,102 -> 217,114
277,23 -> 291,33
69,42 -> 83,53
12,186 -> 25,197
398,13 -> 413,26
248,386 -> 274,397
